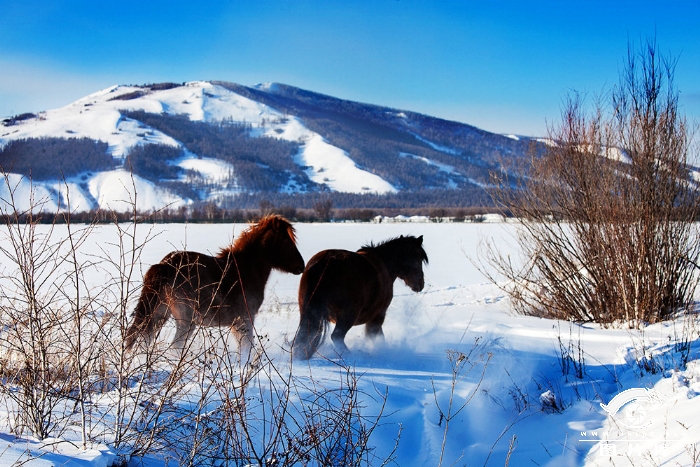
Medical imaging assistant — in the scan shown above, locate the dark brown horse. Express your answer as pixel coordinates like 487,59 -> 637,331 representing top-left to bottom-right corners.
125,215 -> 305,354
293,235 -> 428,359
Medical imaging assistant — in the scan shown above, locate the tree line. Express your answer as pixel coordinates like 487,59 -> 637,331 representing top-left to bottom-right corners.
3,196 -> 496,226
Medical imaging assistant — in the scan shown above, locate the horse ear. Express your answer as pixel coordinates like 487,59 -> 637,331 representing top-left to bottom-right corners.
417,235 -> 423,244
269,215 -> 286,233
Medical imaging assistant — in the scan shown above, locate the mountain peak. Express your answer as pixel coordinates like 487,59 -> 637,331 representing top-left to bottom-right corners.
0,81 -> 538,213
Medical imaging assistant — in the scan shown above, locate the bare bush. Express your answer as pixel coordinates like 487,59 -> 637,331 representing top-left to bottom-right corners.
0,174 -> 396,465
432,345 -> 492,467
146,323 -> 397,467
485,39 -> 700,325
0,175 -> 84,439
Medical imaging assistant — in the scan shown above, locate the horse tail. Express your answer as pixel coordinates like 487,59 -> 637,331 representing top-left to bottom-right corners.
293,268 -> 330,360
293,301 -> 328,360
125,263 -> 173,351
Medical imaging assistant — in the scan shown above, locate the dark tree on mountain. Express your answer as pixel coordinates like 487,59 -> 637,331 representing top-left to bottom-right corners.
484,39 -> 700,325
124,144 -> 183,181
313,199 -> 333,221
121,110 -> 309,192
0,137 -> 113,180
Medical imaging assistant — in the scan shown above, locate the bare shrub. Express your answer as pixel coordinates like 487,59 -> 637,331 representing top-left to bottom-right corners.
432,343 -> 492,467
485,39 -> 700,325
0,174 -> 84,439
0,174 -> 396,464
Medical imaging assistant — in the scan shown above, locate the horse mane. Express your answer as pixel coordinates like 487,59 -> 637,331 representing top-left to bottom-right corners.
218,214 -> 297,258
359,235 -> 429,264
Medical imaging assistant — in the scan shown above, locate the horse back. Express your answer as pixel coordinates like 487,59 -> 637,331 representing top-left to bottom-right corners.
160,250 -> 220,288
157,250 -> 251,323
299,249 -> 393,325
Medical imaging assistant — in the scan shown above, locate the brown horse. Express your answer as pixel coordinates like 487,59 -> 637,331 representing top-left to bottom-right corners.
125,215 -> 305,354
293,235 -> 428,360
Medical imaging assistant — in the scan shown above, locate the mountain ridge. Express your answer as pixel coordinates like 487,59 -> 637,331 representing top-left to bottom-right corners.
0,81 -> 538,213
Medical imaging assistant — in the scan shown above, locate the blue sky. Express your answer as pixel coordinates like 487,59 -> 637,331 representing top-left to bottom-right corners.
1,0 -> 699,136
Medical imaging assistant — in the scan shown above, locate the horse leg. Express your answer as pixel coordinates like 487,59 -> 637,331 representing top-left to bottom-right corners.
365,323 -> 386,353
172,318 -> 195,356
231,318 -> 255,366
365,313 -> 386,345
330,322 -> 352,356
169,300 -> 199,356
365,323 -> 385,342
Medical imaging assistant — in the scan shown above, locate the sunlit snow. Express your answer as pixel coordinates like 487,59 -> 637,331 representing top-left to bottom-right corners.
0,221 -> 698,466
272,117 -> 396,194
88,169 -> 186,212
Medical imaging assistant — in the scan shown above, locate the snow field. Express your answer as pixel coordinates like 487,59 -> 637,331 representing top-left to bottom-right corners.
0,221 -> 698,466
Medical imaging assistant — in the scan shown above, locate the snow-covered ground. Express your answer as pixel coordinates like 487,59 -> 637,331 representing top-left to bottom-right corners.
0,221 -> 699,466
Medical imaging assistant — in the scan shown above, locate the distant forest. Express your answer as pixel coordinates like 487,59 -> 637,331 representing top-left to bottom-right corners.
124,144 -> 183,180
219,187 -> 492,211
0,137 -> 114,180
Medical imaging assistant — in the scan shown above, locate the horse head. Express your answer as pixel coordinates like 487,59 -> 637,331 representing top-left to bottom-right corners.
397,235 -> 428,292
259,215 -> 305,275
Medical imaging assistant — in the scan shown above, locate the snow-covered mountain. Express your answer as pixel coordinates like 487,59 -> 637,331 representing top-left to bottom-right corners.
0,81 -> 537,212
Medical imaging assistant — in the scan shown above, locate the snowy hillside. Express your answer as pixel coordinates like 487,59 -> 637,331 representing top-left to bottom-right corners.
0,81 -> 536,213
0,82 -> 397,212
